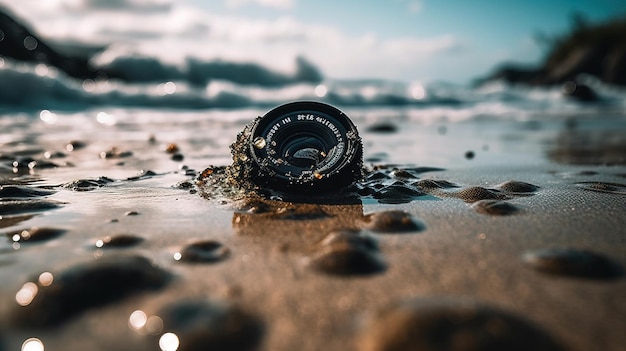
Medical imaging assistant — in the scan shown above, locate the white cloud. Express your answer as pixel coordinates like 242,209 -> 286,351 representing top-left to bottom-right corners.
224,0 -> 294,10
0,0 -> 464,81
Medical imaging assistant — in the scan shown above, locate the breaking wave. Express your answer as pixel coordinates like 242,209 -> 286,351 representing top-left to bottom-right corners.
1,57 -> 625,119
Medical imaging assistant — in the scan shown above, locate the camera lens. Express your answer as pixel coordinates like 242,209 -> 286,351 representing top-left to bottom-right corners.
230,101 -> 363,194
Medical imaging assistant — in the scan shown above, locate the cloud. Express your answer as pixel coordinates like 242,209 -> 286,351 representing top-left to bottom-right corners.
0,0 -> 464,81
225,0 -> 294,10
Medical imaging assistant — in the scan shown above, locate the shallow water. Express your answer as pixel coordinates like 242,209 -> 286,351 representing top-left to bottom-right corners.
1,89 -> 626,350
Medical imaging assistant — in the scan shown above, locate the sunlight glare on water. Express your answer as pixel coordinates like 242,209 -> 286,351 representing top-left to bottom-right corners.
22,338 -> 44,351
38,272 -> 54,286
16,282 -> 38,306
129,310 -> 148,330
315,84 -> 328,97
159,332 -> 180,351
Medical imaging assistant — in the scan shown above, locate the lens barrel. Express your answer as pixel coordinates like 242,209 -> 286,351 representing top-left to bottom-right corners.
229,101 -> 363,193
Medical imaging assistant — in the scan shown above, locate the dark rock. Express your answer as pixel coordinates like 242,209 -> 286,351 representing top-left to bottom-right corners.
175,241 -> 230,263
10,255 -> 171,328
471,200 -> 519,216
561,81 -> 598,101
156,299 -> 264,351
475,16 -> 626,87
0,8 -> 106,80
0,185 -> 55,199
95,234 -> 144,248
362,210 -> 424,233
367,123 -> 398,133
522,247 -> 623,279
495,180 -> 540,193
0,199 -> 63,216
307,243 -> 386,276
5,227 -> 66,243
359,298 -> 565,351
62,177 -> 114,191
455,187 -> 508,203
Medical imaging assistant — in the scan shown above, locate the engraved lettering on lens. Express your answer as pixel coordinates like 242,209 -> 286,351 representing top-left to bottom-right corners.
228,101 -> 363,194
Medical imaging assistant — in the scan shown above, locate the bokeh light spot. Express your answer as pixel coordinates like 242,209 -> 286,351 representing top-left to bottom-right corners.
16,282 -> 38,306
129,310 -> 148,330
38,272 -> 54,287
159,332 -> 180,351
22,338 -> 44,351
23,36 -> 38,50
314,84 -> 327,97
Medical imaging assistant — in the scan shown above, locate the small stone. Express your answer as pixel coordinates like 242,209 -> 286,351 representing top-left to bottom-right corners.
390,169 -> 417,179
125,211 -> 140,216
522,248 -> 623,279
318,229 -> 378,252
10,255 -> 171,328
359,298 -> 565,351
465,150 -> 475,159
66,140 -> 87,151
156,299 -> 264,351
165,143 -> 180,154
171,153 -> 184,161
414,179 -> 458,189
471,200 -> 518,216
362,210 -> 424,233
100,147 -> 132,159
0,186 -> 55,199
6,227 -> 66,243
175,241 -> 230,263
367,123 -> 397,133
95,234 -> 144,248
307,243 -> 386,276
495,180 -> 539,193
455,187 -> 508,203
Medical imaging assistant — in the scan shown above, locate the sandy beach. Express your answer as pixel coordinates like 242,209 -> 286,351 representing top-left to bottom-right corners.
1,105 -> 625,351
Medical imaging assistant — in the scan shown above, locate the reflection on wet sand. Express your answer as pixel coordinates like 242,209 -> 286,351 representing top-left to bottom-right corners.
547,121 -> 626,165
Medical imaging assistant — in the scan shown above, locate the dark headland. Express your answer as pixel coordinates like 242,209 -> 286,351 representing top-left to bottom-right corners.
475,14 -> 626,89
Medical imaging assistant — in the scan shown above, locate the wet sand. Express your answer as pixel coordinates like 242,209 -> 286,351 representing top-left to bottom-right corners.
1,109 -> 625,351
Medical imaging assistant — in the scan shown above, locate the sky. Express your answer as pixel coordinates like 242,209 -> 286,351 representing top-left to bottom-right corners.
2,0 -> 626,84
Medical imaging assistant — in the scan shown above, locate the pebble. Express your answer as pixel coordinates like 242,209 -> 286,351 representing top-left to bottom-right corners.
471,200 -> 519,216
0,200 -> 63,216
0,186 -> 55,199
66,140 -> 87,151
125,211 -> 140,216
454,187 -> 508,203
575,181 -> 626,195
495,180 -> 540,193
307,243 -> 386,276
362,210 -> 424,233
175,240 -> 230,263
10,255 -> 171,328
373,184 -> 425,204
100,147 -> 133,159
127,170 -> 158,181
366,123 -> 398,133
318,229 -> 378,252
464,150 -> 475,159
62,177 -> 114,191
95,234 -> 144,248
165,143 -> 180,154
359,298 -> 565,351
390,169 -> 417,179
413,179 -> 458,189
6,227 -> 66,243
155,299 -> 264,351
522,248 -> 623,280
308,230 -> 385,276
